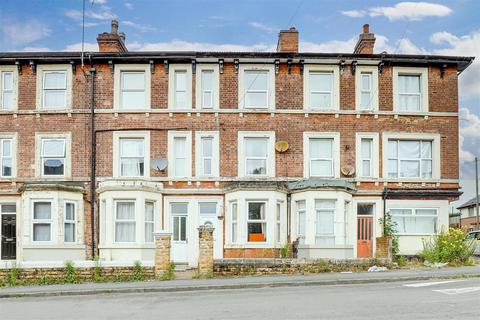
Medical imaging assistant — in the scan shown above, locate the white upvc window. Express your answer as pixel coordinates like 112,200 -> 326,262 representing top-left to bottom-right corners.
41,138 -> 66,177
113,131 -> 150,178
356,133 -> 379,179
247,201 -> 267,242
32,201 -> 52,242
120,138 -> 145,177
115,201 -> 136,243
360,138 -> 372,177
168,131 -> 192,178
238,131 -> 275,178
238,65 -> 275,110
64,201 -> 76,243
355,66 -> 379,111
195,65 -> 220,109
315,199 -> 336,245
296,200 -> 306,244
231,202 -> 238,243
388,140 -> 433,179
303,132 -> 340,178
168,64 -> 192,109
114,64 -> 151,109
393,67 -> 428,112
195,131 -> 220,177
390,208 -> 438,235
1,71 -> 14,110
36,65 -> 72,110
275,202 -> 282,243
304,65 -> 339,110
1,138 -> 13,178
171,203 -> 187,241
144,201 -> 155,243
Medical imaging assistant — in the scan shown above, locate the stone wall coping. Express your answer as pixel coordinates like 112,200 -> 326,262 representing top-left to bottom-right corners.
0,260 -> 154,269
154,231 -> 172,237
214,258 -> 390,266
198,225 -> 215,232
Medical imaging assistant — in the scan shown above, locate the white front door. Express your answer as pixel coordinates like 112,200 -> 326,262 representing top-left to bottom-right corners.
171,203 -> 188,263
198,202 -> 222,259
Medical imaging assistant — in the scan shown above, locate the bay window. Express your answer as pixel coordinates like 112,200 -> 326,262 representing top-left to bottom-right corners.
231,202 -> 238,243
120,138 -> 145,177
296,200 -> 306,244
388,140 -> 432,178
120,71 -> 146,109
275,202 -> 281,243
41,138 -> 66,176
145,202 -> 155,243
1,138 -> 12,177
115,201 -> 136,243
315,200 -> 335,245
33,201 -> 52,242
391,208 -> 438,234
64,202 -> 76,243
247,202 -> 266,242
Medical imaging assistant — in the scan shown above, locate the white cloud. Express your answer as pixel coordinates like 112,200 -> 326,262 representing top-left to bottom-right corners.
459,108 -> 480,164
123,21 -> 157,33
341,10 -> 366,18
249,22 -> 277,34
62,42 -> 99,52
124,2 -> 134,10
300,38 -> 357,52
128,40 -> 275,52
92,0 -> 107,4
1,19 -> 51,45
342,2 -> 452,21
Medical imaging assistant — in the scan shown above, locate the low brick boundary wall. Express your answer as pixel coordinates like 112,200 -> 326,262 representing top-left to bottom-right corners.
214,258 -> 394,276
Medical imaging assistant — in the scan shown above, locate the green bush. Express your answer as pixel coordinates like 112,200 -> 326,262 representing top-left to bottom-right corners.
160,262 -> 176,281
7,264 -> 20,286
379,211 -> 399,257
280,243 -> 290,258
132,260 -> 145,281
64,260 -> 76,284
420,228 -> 475,265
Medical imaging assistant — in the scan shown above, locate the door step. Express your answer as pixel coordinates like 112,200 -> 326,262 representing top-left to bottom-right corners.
173,263 -> 189,272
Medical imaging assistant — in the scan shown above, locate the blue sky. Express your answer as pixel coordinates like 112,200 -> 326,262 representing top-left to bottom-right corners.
0,0 -> 479,207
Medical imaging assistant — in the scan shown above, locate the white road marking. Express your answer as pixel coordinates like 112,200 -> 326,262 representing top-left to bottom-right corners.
433,287 -> 480,295
403,280 -> 465,288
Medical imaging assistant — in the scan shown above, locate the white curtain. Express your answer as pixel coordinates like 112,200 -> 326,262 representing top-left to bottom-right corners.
33,224 -> 51,241
115,202 -> 135,242
145,202 -> 154,243
34,202 -> 51,219
33,201 -> 52,241
64,223 -> 75,242
42,139 -> 65,157
120,138 -> 144,176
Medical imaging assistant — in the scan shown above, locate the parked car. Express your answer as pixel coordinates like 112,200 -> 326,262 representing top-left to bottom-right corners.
466,231 -> 480,255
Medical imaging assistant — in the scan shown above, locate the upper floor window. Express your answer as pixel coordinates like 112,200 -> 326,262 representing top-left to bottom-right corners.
168,64 -> 192,109
355,66 -> 378,111
41,138 -> 66,176
43,71 -> 67,109
114,64 -> 151,110
201,71 -> 213,108
360,138 -> 372,177
304,65 -> 339,110
393,67 -> 428,112
113,131 -> 150,178
239,65 -> 275,110
356,133 -> 379,179
303,132 -> 340,178
238,131 -> 275,178
1,71 -> 14,110
168,131 -> 192,178
196,65 -> 219,109
195,131 -> 220,177
120,138 -> 145,177
1,138 -> 12,177
388,140 -> 432,179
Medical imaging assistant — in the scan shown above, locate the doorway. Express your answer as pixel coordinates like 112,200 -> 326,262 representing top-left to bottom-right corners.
357,203 -> 374,258
1,207 -> 16,260
171,203 -> 188,263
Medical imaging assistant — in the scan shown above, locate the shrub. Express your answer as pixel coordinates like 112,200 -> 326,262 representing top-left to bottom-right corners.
420,228 -> 475,265
64,260 -> 76,284
7,264 -> 20,286
280,243 -> 290,258
379,211 -> 399,258
132,260 -> 145,281
160,262 -> 176,281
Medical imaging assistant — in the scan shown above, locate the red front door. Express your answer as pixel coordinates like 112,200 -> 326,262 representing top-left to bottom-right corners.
357,216 -> 373,258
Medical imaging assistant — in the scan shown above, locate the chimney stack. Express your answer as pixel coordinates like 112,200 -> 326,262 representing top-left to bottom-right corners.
277,27 -> 299,53
353,24 -> 375,54
97,20 -> 128,53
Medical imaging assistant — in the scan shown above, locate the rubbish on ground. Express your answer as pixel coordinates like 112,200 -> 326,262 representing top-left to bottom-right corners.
367,266 -> 388,272
424,261 -> 448,268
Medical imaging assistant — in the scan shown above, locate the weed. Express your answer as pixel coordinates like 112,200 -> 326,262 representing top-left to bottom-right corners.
132,261 -> 145,281
64,260 -> 76,284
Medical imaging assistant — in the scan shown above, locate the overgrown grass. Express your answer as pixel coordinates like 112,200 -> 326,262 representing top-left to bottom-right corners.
420,228 -> 476,266
159,262 -> 176,281
280,243 -> 290,258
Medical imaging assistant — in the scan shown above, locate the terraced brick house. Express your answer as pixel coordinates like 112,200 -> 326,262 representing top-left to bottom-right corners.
0,21 -> 473,267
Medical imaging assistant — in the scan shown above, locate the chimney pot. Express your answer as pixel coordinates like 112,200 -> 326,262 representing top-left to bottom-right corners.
363,24 -> 369,34
97,20 -> 128,52
119,32 -> 126,42
111,20 -> 119,34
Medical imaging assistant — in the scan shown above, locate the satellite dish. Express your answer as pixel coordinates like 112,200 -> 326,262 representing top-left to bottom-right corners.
151,157 -> 168,171
341,165 -> 355,177
275,141 -> 289,153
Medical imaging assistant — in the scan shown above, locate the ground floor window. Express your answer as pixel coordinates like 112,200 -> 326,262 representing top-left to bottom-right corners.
172,203 -> 187,242
315,200 -> 336,245
230,202 -> 238,243
275,202 -> 281,243
247,202 -> 267,242
115,201 -> 136,242
32,201 -> 52,242
296,201 -> 306,244
390,208 -> 437,234
144,202 -> 154,243
64,202 -> 76,243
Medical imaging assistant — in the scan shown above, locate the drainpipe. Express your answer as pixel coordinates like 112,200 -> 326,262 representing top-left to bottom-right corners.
286,193 -> 291,242
382,187 -> 388,236
89,58 -> 96,258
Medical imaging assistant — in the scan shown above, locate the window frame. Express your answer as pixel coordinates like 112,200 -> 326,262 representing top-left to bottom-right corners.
238,64 -> 275,110
195,64 -> 220,109
393,67 -> 429,113
113,131 -> 150,179
42,70 -> 67,110
390,207 -> 438,235
355,65 -> 379,111
296,200 -> 306,244
382,132 -> 440,180
230,201 -> 238,244
275,202 -> 282,244
246,201 -> 267,243
144,201 -> 155,244
355,132 -> 379,179
114,200 -> 137,243
32,200 -> 53,244
36,133 -> 71,179
168,64 -> 193,109
0,66 -> 18,111
304,65 -> 339,111
36,65 -> 72,110
388,140 -> 433,179
0,134 -> 16,178
113,64 -> 151,110
64,201 -> 76,243
119,137 -> 146,178
41,138 -> 66,177
238,131 -> 275,178
195,131 -> 220,178
303,132 -> 340,178
168,131 -> 192,178
314,199 -> 336,245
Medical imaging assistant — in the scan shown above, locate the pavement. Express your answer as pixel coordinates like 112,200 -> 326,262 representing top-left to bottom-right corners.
1,265 -> 480,299
1,276 -> 480,319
